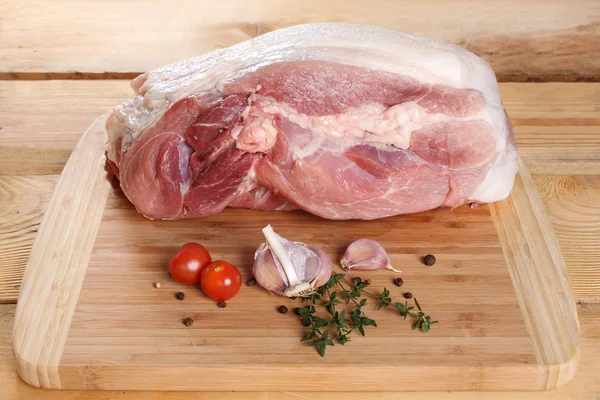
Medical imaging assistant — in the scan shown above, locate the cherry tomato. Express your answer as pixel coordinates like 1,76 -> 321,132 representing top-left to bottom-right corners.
168,243 -> 212,285
200,261 -> 242,301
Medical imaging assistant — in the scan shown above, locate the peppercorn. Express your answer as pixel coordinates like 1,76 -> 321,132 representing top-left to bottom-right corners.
247,277 -> 256,286
153,282 -> 161,289
278,305 -> 288,314
394,277 -> 404,287
217,301 -> 227,308
352,277 -> 362,286
301,317 -> 312,327
364,279 -> 371,285
423,254 -> 436,266
176,292 -> 185,300
182,317 -> 193,327
294,307 -> 301,315
403,292 -> 413,299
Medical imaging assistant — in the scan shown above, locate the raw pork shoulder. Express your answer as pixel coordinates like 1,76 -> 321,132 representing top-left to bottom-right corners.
105,23 -> 518,220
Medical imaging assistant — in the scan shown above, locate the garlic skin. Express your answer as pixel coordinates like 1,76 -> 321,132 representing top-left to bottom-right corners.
341,238 -> 401,273
253,225 -> 332,297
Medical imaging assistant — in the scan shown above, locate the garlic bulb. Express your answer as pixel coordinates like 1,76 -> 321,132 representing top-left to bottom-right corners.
253,225 -> 332,297
341,238 -> 401,273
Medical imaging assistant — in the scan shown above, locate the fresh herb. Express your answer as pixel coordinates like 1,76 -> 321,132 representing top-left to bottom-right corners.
411,297 -> 439,333
378,288 -> 438,334
377,287 -> 392,310
298,273 -> 377,357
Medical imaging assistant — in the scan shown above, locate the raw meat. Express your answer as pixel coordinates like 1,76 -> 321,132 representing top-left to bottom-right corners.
105,23 -> 518,220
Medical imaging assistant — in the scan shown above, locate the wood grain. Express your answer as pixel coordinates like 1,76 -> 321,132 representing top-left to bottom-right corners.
1,0 -> 599,81
533,175 -> 600,301
1,81 -> 598,176
3,301 -> 599,398
502,83 -> 600,175
490,158 -> 579,389
0,80 -> 131,175
0,176 -> 58,303
11,116 -> 111,389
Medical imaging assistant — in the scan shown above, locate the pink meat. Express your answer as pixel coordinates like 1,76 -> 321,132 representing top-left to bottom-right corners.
105,23 -> 518,220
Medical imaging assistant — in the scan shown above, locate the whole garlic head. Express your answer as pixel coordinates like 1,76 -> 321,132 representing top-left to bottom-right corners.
253,225 -> 332,297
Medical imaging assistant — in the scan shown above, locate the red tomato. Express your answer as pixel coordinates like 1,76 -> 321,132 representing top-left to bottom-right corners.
200,261 -> 242,301
168,243 -> 212,285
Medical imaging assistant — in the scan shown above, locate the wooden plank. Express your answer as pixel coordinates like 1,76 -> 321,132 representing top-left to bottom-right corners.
502,83 -> 600,174
11,116 -> 111,389
0,176 -> 58,303
0,80 -> 131,175
3,302 -> 598,398
1,81 -> 599,176
1,0 -> 599,81
490,158 -> 579,389
10,112 -> 578,391
533,175 -> 600,300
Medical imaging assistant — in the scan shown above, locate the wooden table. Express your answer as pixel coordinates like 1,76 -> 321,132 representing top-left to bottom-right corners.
1,1 -> 599,398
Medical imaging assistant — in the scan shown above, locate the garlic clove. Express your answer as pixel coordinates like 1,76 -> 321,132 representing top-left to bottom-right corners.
341,238 -> 401,273
252,225 -> 332,297
307,246 -> 333,288
253,243 -> 288,296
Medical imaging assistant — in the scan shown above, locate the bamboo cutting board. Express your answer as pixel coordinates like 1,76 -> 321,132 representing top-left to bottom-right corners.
12,115 -> 579,392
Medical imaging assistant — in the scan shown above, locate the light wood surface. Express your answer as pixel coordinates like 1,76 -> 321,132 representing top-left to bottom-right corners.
4,302 -> 599,399
490,158 -> 579,389
10,115 -> 578,390
11,117 -> 112,388
1,0 -> 599,81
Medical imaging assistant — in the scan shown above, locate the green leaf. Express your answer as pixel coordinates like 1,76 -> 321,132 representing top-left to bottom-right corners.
357,325 -> 366,336
302,330 -> 315,341
338,310 -> 346,325
414,297 -> 422,311
309,339 -> 319,346
395,302 -> 405,311
359,298 -> 367,307
362,318 -> 377,327
431,320 -> 439,324
411,321 -> 418,330
313,316 -> 329,328
318,343 -> 326,357
422,321 -> 430,333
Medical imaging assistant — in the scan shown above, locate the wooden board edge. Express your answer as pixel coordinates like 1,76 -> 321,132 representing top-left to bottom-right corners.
11,115 -> 111,389
55,364 -> 541,391
490,156 -> 580,390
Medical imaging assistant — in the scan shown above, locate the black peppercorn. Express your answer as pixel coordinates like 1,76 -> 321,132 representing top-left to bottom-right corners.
394,277 -> 404,287
403,292 -> 413,299
278,305 -> 288,314
176,292 -> 185,300
423,254 -> 436,266
217,301 -> 227,308
247,277 -> 256,286
364,279 -> 371,285
182,317 -> 193,327
301,317 -> 312,327
294,307 -> 301,315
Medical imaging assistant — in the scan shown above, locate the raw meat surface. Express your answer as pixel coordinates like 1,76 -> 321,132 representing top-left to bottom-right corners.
105,23 -> 518,220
